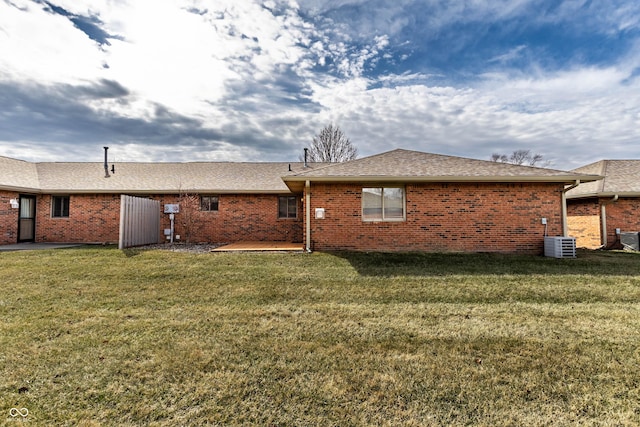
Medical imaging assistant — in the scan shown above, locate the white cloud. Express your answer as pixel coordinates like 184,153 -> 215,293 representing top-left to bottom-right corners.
489,45 -> 527,64
0,0 -> 107,82
300,59 -> 640,169
1,0 -> 639,170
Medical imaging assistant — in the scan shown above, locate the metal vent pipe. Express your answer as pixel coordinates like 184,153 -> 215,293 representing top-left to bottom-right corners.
103,146 -> 110,178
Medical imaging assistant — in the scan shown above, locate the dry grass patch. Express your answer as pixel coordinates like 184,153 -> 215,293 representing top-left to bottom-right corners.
1,247 -> 639,425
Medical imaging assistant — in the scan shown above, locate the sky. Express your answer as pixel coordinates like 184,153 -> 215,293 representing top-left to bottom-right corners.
1,0 -> 639,170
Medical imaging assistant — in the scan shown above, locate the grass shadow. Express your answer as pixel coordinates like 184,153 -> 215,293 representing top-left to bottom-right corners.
332,249 -> 640,277
121,248 -> 143,258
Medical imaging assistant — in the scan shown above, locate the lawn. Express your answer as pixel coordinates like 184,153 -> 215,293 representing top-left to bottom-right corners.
1,247 -> 639,426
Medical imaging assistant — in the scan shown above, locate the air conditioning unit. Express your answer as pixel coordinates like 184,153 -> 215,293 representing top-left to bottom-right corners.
544,237 -> 576,258
620,232 -> 639,251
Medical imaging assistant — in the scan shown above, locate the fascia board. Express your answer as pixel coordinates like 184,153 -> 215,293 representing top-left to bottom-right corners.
567,191 -> 640,199
0,185 -> 42,193
37,189 -> 295,195
282,174 -> 603,184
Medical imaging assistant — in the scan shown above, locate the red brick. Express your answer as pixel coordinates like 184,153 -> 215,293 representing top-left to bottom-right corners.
4,193 -> 303,245
305,182 -> 564,254
568,197 -> 640,248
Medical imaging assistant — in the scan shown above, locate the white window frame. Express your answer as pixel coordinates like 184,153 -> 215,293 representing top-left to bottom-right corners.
362,187 -> 406,222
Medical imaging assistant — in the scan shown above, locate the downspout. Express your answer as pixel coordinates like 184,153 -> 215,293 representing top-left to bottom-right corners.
600,195 -> 619,247
305,180 -> 311,252
562,180 -> 580,237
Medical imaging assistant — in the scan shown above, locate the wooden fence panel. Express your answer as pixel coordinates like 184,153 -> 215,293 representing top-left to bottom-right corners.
118,195 -> 161,249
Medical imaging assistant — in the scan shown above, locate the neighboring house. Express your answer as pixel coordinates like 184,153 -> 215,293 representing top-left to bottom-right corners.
1,149 -> 601,253
283,149 -> 601,254
566,160 -> 640,249
0,156 -> 313,246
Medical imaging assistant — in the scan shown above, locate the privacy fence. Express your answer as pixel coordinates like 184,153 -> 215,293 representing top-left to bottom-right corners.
118,195 -> 161,249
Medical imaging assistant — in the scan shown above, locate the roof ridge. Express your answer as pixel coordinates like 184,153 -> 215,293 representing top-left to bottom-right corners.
0,155 -> 31,163
598,160 -> 609,193
287,150 -> 386,176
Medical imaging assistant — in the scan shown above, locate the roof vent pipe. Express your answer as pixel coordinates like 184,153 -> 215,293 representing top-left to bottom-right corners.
103,146 -> 110,178
304,148 -> 309,168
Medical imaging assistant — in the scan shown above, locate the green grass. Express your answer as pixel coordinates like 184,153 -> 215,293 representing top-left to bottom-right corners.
1,247 -> 639,426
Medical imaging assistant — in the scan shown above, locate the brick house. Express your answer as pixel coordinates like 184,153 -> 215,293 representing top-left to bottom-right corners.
1,149 -> 601,253
0,156 -> 314,246
283,149 -> 600,254
566,160 -> 640,249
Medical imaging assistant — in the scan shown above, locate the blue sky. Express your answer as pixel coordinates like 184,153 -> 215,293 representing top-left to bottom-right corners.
0,0 -> 639,169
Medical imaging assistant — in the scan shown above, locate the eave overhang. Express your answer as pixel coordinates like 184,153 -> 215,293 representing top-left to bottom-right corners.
282,174 -> 603,193
1,187 -> 295,195
46,189 -> 293,195
0,185 -> 42,193
566,191 -> 640,200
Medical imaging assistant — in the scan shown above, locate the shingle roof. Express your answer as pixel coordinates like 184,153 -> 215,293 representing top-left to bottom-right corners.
283,149 -> 602,191
1,149 -> 604,195
567,160 -> 640,198
0,158 -> 319,194
0,156 -> 40,191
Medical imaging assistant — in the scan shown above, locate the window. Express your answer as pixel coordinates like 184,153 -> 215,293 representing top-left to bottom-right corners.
362,187 -> 405,221
278,196 -> 297,219
201,195 -> 219,211
52,195 -> 70,218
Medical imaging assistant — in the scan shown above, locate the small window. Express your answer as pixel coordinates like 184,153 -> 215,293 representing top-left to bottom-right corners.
52,195 -> 70,218
278,196 -> 297,219
201,196 -> 219,211
362,187 -> 405,222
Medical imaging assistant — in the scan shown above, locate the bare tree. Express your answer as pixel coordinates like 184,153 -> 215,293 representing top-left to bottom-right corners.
304,124 -> 358,162
490,149 -> 549,167
177,189 -> 204,244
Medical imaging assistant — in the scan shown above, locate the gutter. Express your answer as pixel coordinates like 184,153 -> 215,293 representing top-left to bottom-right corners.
0,185 -> 41,194
600,194 -> 619,247
567,191 -> 640,199
282,174 -> 603,194
562,180 -> 581,237
283,174 -> 602,185
29,189 -> 294,195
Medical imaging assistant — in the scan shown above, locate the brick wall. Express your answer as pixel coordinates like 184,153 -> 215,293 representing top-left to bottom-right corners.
26,192 -> 302,245
153,194 -> 303,244
306,182 -> 564,254
0,191 -> 19,244
567,197 -> 640,248
601,198 -> 640,247
36,194 -> 121,243
567,199 -> 599,216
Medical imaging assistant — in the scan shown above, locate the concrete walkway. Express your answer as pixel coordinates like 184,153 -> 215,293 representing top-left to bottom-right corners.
0,243 -> 83,251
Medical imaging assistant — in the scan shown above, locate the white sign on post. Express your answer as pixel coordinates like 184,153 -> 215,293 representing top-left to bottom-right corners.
164,204 -> 179,214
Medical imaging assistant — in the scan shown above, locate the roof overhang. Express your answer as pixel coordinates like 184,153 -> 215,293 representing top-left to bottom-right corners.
35,189 -> 294,195
567,191 -> 640,200
283,174 -> 603,193
0,185 -> 42,193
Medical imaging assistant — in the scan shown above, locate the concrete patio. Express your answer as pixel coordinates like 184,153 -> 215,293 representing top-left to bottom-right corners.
211,241 -> 304,252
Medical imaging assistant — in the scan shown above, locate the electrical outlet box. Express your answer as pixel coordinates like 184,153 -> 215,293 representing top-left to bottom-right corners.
541,218 -> 547,225
616,228 -> 621,235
